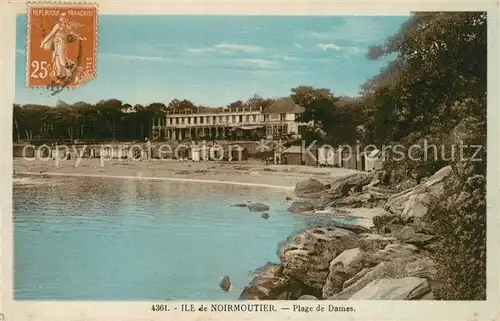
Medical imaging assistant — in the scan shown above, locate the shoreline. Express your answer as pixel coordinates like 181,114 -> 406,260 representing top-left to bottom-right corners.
15,171 -> 295,190
13,158 -> 360,190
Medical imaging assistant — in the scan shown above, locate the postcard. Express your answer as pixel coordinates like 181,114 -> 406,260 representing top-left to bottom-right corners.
1,1 -> 499,320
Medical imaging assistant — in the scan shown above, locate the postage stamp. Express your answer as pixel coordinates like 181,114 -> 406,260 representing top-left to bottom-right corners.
2,1 -> 500,321
26,2 -> 97,91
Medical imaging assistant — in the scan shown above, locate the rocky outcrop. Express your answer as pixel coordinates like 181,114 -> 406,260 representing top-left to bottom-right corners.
334,193 -> 372,207
348,277 -> 430,300
321,172 -> 374,201
295,179 -> 326,196
279,227 -> 360,290
322,241 -> 417,299
358,234 -> 397,252
327,244 -> 437,300
322,248 -> 365,298
248,203 -> 270,212
385,166 -> 452,218
287,201 -> 315,213
239,263 -> 318,300
401,193 -> 432,222
242,165 -> 452,301
393,226 -> 434,248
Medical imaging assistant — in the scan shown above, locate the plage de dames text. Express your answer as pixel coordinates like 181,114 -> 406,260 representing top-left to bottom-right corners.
152,303 -> 355,313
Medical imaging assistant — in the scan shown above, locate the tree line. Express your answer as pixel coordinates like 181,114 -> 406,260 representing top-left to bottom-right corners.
12,89 -> 363,143
12,95 -> 277,143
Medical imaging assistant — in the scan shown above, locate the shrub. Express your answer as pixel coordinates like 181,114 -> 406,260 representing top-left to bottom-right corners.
426,162 -> 486,300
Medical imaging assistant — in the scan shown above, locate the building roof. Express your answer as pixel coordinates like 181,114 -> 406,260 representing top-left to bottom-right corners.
283,145 -> 302,154
262,98 -> 305,114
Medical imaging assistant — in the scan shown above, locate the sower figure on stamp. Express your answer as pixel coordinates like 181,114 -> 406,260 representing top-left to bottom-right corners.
40,12 -> 87,83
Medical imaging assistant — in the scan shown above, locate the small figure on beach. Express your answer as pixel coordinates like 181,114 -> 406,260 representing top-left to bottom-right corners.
261,212 -> 270,219
219,276 -> 232,292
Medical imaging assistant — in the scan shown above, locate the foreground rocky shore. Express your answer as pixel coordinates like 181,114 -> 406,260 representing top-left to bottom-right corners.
240,166 -> 453,300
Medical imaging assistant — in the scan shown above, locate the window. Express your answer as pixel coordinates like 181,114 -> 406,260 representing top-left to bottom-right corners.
232,116 -> 237,123
219,116 -> 223,123
213,116 -> 216,124
253,115 -> 257,122
246,115 -> 250,122
226,116 -> 230,123
194,117 -> 197,124
175,118 -> 179,125
200,117 -> 204,124
239,115 -> 243,123
280,113 -> 286,121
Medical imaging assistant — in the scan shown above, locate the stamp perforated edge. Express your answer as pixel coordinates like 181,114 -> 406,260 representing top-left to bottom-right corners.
25,1 -> 99,91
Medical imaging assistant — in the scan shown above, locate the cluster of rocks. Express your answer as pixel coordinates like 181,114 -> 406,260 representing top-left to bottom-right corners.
231,202 -> 272,219
240,166 -> 453,300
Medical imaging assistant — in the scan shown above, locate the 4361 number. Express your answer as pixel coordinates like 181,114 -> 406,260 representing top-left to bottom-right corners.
152,304 -> 169,312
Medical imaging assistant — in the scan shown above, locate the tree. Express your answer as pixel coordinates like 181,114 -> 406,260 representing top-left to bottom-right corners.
290,86 -> 334,107
227,100 -> 244,109
168,99 -> 196,112
362,12 -> 487,300
297,95 -> 364,145
245,94 -> 275,110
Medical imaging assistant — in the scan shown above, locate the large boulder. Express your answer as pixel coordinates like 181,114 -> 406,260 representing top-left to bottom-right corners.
295,179 -> 326,196
322,248 -> 365,298
394,226 -> 435,247
322,172 -> 374,201
328,257 -> 417,299
400,193 -> 432,222
322,235 -> 399,298
348,277 -> 430,300
385,166 -> 452,217
328,246 -> 437,300
248,203 -> 270,212
287,201 -> 315,214
279,227 -> 359,290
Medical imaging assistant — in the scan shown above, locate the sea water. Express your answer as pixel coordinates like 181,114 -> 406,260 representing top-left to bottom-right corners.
13,175 -> 311,300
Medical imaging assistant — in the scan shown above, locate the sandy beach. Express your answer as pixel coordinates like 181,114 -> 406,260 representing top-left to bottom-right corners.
13,157 -> 360,190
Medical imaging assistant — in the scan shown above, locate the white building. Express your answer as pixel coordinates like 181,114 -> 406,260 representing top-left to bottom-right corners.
154,98 -> 312,141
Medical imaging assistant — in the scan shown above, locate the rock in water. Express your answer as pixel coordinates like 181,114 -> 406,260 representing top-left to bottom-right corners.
248,203 -> 270,212
261,212 -> 270,219
287,201 -> 315,213
231,203 -> 248,208
220,276 -> 232,292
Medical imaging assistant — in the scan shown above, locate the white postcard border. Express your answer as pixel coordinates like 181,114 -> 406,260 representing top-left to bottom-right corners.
1,1 -> 499,321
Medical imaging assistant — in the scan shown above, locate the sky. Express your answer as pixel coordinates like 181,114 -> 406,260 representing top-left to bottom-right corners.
15,15 -> 409,107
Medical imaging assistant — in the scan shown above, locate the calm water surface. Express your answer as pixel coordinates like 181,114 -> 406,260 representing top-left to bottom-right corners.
14,176 -> 312,300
